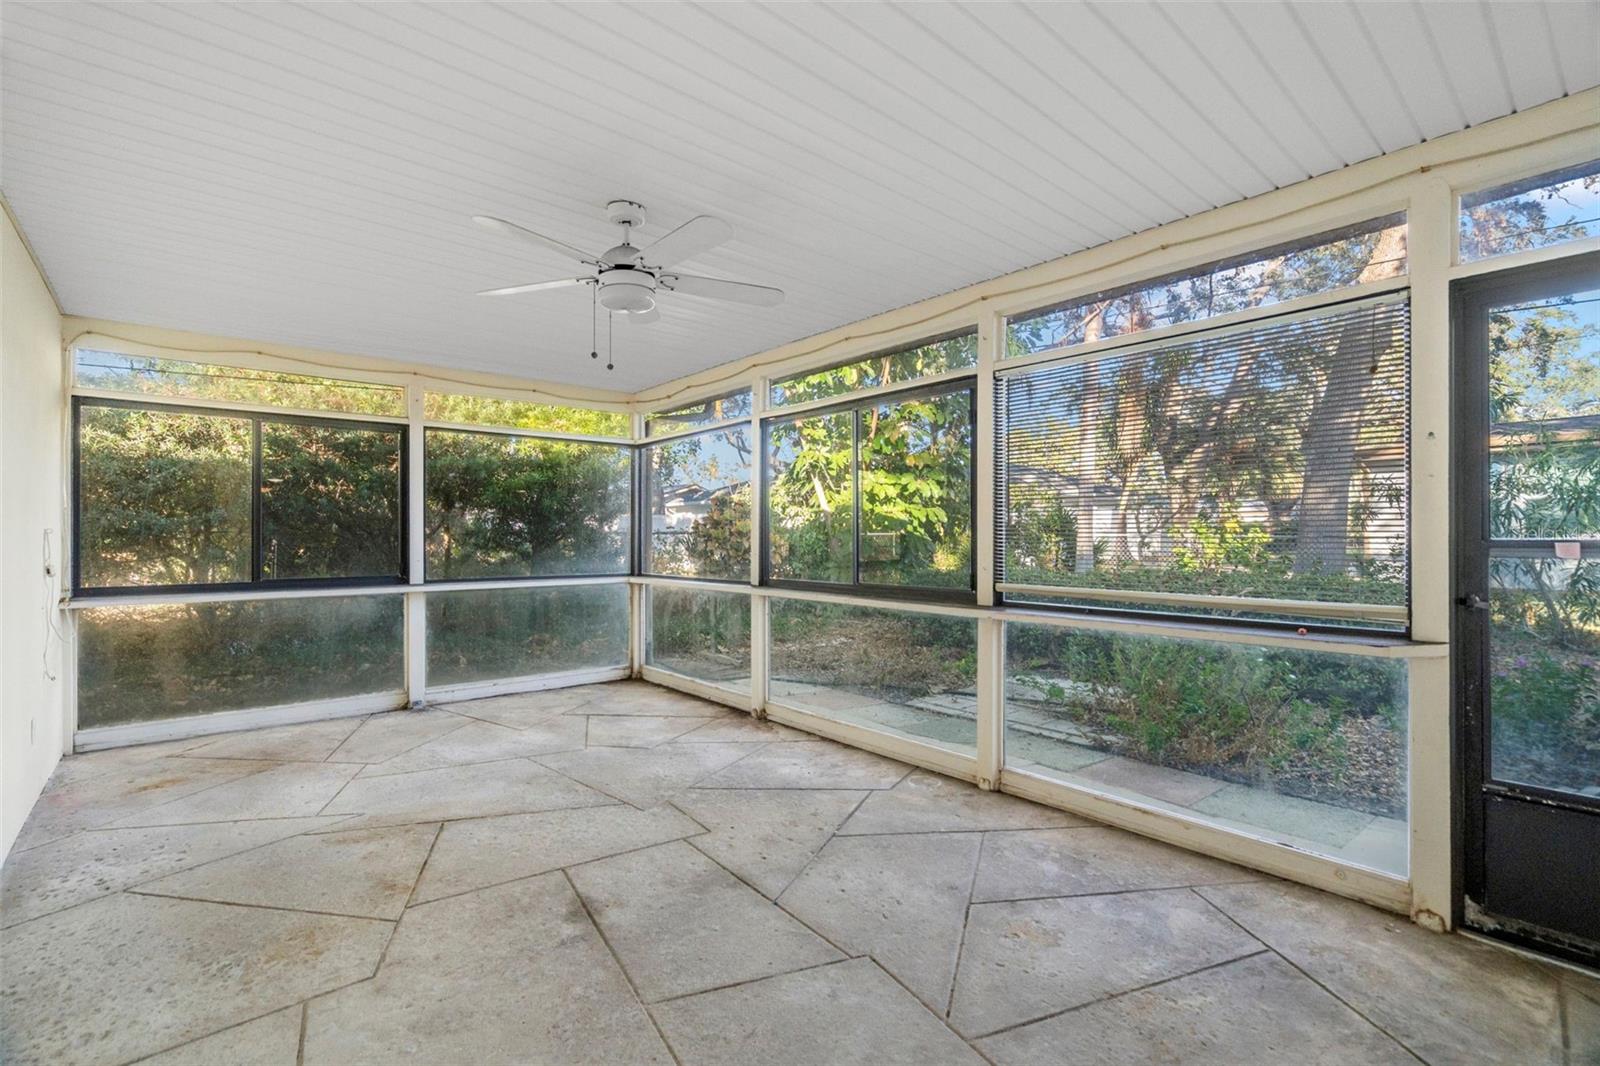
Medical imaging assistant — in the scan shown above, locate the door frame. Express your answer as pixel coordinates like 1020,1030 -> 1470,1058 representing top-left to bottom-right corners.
1450,249 -> 1600,965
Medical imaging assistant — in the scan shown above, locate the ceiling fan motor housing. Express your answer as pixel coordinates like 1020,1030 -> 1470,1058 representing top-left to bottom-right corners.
597,265 -> 657,313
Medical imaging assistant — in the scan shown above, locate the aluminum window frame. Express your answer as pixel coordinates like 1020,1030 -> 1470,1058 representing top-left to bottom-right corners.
760,377 -> 980,605
71,395 -> 412,598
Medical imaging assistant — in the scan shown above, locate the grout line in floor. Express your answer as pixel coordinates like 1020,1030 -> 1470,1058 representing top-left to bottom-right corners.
944,831 -> 987,1019
559,867 -> 684,1066
768,789 -> 873,903
963,948 -> 1274,1044
296,1001 -> 309,1066
1187,886 -> 1429,1064
121,887 -> 400,925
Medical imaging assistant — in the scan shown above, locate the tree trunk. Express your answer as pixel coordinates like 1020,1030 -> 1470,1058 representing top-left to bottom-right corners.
1292,226 -> 1408,576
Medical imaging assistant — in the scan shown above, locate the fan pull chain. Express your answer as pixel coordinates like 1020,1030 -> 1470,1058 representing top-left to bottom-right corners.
607,310 -> 615,371
589,282 -> 599,362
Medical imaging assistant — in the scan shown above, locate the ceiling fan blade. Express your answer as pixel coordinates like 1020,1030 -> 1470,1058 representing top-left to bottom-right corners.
476,277 -> 590,297
641,215 -> 734,268
623,307 -> 660,323
472,215 -> 598,265
661,273 -> 785,307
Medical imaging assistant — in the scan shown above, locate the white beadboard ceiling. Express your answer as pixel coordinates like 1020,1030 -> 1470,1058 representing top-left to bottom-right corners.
4,1 -> 1596,391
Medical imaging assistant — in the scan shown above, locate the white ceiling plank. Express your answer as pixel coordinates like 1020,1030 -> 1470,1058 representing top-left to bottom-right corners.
3,0 -> 1593,390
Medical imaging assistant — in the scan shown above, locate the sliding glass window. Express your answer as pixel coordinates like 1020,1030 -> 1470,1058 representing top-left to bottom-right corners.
765,381 -> 975,598
423,428 -> 632,579
642,424 -> 752,580
74,399 -> 406,594
998,297 -> 1410,631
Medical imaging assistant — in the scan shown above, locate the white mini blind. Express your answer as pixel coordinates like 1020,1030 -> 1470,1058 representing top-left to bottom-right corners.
997,297 -> 1410,628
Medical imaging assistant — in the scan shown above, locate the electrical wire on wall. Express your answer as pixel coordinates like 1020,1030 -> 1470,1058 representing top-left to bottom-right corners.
42,529 -> 63,682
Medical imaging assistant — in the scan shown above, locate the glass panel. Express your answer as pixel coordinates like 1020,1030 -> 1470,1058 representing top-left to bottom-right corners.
260,421 -> 404,580
423,392 -> 630,437
646,389 -> 753,436
424,429 -> 632,578
76,596 -> 404,727
1001,299 -> 1409,629
859,389 -> 973,588
426,584 -> 629,687
1004,621 -> 1408,875
77,405 -> 252,588
1461,161 -> 1600,262
1007,217 -> 1407,359
1487,556 -> 1600,795
74,349 -> 405,416
1488,286 -> 1600,540
647,586 -> 752,692
768,599 -> 978,754
766,410 -> 854,583
644,425 -> 752,579
769,332 -> 977,407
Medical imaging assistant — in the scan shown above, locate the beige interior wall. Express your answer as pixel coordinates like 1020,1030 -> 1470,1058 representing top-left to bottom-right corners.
1,204 -> 66,858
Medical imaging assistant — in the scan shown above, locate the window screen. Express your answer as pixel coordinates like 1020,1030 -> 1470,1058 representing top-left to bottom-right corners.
424,391 -> 631,437
1006,216 -> 1407,360
424,428 -> 632,579
765,382 -> 975,596
646,389 -> 753,436
1461,161 -> 1600,262
769,331 -> 977,408
74,350 -> 405,416
998,297 -> 1409,629
75,401 -> 408,593
643,424 -> 752,580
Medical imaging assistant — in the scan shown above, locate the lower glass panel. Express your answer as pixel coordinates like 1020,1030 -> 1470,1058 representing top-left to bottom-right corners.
77,595 -> 404,728
1003,621 -> 1408,876
1489,555 -> 1600,796
426,584 -> 628,688
647,586 -> 752,693
768,599 -> 978,754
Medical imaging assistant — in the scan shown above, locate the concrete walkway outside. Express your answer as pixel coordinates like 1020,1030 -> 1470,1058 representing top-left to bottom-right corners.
2,680 -> 1594,1065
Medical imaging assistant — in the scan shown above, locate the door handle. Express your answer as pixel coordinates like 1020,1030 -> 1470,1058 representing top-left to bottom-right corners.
1458,593 -> 1489,611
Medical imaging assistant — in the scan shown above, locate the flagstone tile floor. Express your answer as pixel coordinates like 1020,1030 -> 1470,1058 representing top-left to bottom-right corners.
2,680 -> 1594,1065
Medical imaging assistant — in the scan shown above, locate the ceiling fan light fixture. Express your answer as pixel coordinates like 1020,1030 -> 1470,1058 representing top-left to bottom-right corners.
598,279 -> 656,313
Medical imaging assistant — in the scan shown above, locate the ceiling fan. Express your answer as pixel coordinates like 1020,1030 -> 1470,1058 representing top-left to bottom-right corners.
472,199 -> 784,323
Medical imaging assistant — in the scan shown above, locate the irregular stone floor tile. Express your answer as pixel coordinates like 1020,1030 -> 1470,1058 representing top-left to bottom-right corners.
670,788 -> 867,899
182,717 -> 368,762
779,832 -> 981,1012
586,714 -> 721,748
301,872 -> 671,1065
695,741 -> 911,791
1071,757 -> 1227,807
45,738 -> 212,790
0,892 -> 389,1066
325,710 -> 467,764
357,717 -> 587,777
675,715 -> 811,743
976,952 -> 1414,1066
12,758 -> 273,851
972,827 -> 1260,903
137,1005 -> 303,1066
322,757 -> 614,829
108,762 -> 362,827
949,889 -> 1262,1037
1567,974 -> 1600,1065
568,841 -> 842,1002
1,817 -> 348,928
1196,881 -> 1567,1065
535,743 -> 764,809
442,688 -> 596,729
652,957 -> 985,1066
578,681 -> 737,718
838,771 -> 1087,836
138,823 -> 440,919
412,804 -> 702,904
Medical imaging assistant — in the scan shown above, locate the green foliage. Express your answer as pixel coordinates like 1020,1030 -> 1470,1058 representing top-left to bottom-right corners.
260,422 -> 402,579
426,585 -> 628,687
423,392 -> 630,436
424,430 -> 631,578
649,588 -> 751,684
77,598 -> 404,727
76,351 -> 405,416
770,334 -> 976,407
1169,507 -> 1278,576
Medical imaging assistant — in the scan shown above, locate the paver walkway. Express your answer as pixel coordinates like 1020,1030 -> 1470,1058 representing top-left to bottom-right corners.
2,680 -> 1594,1065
